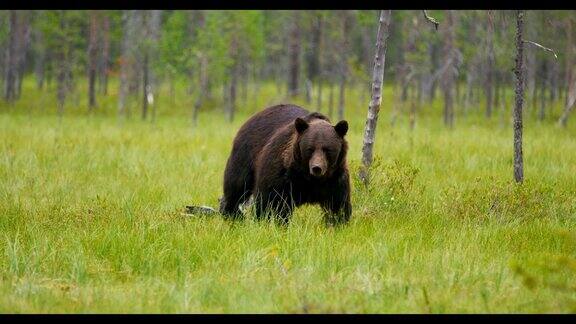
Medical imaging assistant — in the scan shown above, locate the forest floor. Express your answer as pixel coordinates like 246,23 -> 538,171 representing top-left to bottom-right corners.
1,81 -> 576,313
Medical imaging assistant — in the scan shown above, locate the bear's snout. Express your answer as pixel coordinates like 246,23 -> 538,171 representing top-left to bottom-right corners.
311,166 -> 323,176
309,151 -> 327,177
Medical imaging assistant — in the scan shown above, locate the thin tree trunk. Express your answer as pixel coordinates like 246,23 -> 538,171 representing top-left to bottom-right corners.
401,72 -> 409,102
142,53 -> 149,120
229,65 -> 238,122
427,42 -> 438,103
485,11 -> 495,118
513,10 -> 525,183
442,10 -> 456,128
56,11 -> 67,118
558,73 -> 576,127
227,32 -> 239,122
15,14 -> 30,101
169,77 -> 175,105
558,18 -> 575,126
193,55 -> 208,125
409,100 -> 416,131
338,76 -> 345,121
539,62 -> 547,121
149,10 -> 161,123
288,11 -> 300,97
238,61 -> 247,106
564,18 -> 573,108
34,28 -> 45,91
275,62 -> 282,97
337,11 -> 350,121
100,15 -> 110,96
310,13 -> 323,108
494,70 -> 500,110
191,11 -> 206,125
46,65 -> 53,90
464,73 -> 473,111
328,83 -> 334,119
4,10 -> 18,103
526,46 -> 536,113
305,79 -> 312,104
316,14 -> 324,111
88,11 -> 98,109
118,11 -> 132,118
316,81 -> 322,112
306,14 -> 320,87
250,64 -> 258,107
416,76 -> 422,106
359,10 -> 391,186
549,60 -> 558,104
454,77 -> 460,106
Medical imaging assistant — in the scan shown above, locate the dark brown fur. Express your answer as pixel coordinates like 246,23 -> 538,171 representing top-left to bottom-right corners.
220,104 -> 351,225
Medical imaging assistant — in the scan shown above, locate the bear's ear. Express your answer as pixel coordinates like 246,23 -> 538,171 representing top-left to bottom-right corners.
334,120 -> 348,137
295,118 -> 309,134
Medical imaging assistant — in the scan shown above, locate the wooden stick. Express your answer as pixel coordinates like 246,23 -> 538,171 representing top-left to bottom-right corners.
422,10 -> 439,30
523,40 -> 558,59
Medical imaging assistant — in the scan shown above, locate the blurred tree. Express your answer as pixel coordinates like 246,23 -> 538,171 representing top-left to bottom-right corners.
88,10 -> 99,109
141,10 -> 162,121
288,10 -> 301,98
160,10 -> 191,105
98,12 -> 111,96
0,9 -> 573,130
337,10 -> 352,121
441,10 -> 457,128
558,17 -> 575,127
513,10 -> 525,183
36,10 -> 86,116
484,10 -> 495,118
3,10 -> 24,103
118,10 -> 138,118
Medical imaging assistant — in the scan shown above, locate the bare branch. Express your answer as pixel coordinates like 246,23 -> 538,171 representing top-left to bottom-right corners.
422,10 -> 439,30
523,40 -> 558,59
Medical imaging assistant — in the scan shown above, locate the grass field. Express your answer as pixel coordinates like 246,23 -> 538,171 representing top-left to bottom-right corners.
1,79 -> 576,313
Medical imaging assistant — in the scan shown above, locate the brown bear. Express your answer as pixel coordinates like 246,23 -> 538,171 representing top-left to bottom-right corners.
219,104 -> 351,225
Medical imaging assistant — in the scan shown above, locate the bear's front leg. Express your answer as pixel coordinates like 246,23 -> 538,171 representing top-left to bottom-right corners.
254,186 -> 295,226
321,172 -> 352,226
322,197 -> 351,226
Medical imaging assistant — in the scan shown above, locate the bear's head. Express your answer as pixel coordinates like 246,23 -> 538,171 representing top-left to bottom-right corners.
293,116 -> 348,179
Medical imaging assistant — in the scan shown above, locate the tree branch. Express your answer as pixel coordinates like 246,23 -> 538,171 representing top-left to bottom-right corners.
523,40 -> 558,59
422,10 -> 439,30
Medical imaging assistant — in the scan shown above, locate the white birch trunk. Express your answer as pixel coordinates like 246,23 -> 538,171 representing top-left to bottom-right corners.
359,10 -> 391,186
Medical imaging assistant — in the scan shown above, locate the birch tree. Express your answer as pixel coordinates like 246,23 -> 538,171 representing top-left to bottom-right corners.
141,10 -> 162,121
359,10 -> 391,186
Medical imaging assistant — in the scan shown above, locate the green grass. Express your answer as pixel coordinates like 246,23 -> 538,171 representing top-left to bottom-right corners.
0,78 -> 575,313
